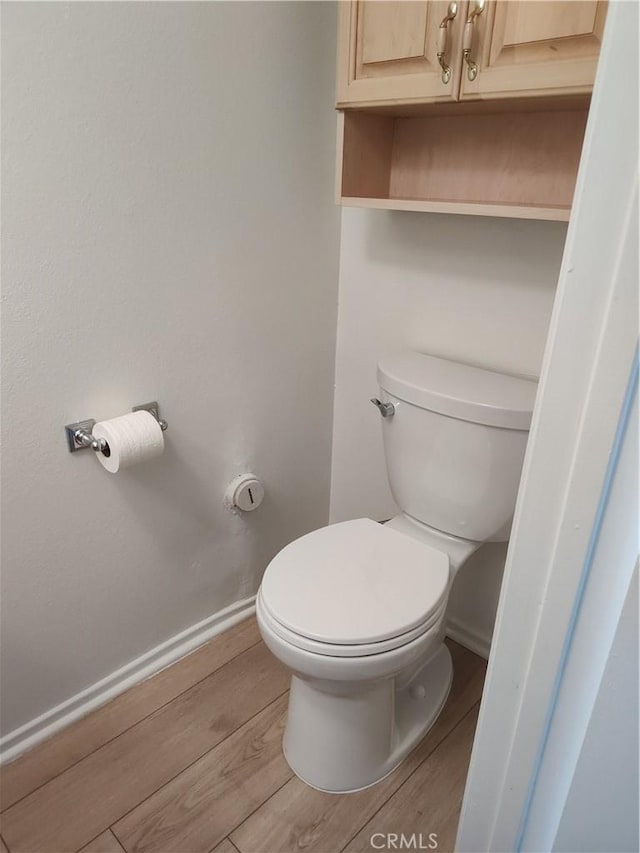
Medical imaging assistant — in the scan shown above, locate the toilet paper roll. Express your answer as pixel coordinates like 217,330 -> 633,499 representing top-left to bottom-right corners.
92,410 -> 164,474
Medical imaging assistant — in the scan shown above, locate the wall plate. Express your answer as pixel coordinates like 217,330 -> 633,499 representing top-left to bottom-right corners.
64,419 -> 97,453
132,401 -> 160,421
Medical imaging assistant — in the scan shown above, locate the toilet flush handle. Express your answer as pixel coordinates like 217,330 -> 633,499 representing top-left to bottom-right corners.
370,398 -> 396,418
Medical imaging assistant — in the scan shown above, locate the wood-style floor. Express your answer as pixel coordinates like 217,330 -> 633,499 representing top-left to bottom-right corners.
0,617 -> 485,853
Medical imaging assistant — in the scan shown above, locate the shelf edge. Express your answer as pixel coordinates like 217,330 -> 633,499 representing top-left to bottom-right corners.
340,197 -> 572,222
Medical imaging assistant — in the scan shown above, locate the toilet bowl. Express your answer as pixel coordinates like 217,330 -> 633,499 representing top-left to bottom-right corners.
258,351 -> 537,792
257,518 -> 457,793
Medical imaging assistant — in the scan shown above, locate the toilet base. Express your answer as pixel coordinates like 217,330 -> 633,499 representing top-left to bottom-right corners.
282,643 -> 453,794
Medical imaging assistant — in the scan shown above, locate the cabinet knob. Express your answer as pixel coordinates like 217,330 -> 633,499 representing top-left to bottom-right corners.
437,2 -> 458,85
463,0 -> 485,82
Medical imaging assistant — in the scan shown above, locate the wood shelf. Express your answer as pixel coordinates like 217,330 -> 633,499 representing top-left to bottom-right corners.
337,107 -> 589,221
339,196 -> 571,222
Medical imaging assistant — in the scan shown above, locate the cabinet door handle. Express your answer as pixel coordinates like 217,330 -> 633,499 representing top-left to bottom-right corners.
462,0 -> 485,82
437,2 -> 458,85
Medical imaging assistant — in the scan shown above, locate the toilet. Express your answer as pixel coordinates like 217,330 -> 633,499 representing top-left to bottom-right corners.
257,351 -> 537,793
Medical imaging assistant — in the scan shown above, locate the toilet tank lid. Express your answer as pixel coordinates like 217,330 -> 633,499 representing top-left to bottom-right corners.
378,351 -> 538,430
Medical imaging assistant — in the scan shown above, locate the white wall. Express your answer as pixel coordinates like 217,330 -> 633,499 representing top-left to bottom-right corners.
330,210 -> 567,651
0,1 -> 340,738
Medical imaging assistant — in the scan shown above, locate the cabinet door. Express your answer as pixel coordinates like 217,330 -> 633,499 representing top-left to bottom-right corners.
460,1 -> 607,100
336,1 -> 466,107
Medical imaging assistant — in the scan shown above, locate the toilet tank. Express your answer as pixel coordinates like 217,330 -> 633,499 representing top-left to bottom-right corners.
377,352 -> 537,543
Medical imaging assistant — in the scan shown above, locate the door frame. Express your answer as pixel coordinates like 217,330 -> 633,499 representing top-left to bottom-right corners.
455,2 -> 639,850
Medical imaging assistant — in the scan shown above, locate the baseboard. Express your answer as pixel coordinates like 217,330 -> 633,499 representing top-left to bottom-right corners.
0,595 -> 257,765
1,599 -> 490,764
446,617 -> 491,660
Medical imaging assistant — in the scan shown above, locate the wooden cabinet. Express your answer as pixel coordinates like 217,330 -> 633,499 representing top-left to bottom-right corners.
336,0 -> 607,107
336,1 -> 465,107
335,0 -> 607,220
460,1 -> 607,100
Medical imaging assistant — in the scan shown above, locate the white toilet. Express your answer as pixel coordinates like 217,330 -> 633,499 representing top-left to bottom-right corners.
257,350 -> 537,793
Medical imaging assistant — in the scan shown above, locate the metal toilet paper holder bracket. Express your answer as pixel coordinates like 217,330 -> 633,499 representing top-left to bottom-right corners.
64,401 -> 168,454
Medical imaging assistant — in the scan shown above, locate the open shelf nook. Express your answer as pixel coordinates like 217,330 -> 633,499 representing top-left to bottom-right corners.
337,106 -> 589,221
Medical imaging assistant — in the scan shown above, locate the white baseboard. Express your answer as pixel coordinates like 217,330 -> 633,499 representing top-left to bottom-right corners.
446,617 -> 491,660
0,596 -> 257,765
1,599 -> 489,764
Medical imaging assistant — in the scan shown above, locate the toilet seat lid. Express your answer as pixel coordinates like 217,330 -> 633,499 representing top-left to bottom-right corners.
260,519 -> 449,646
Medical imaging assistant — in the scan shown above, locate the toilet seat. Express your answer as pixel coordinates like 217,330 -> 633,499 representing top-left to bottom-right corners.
258,590 -> 446,657
259,519 -> 450,657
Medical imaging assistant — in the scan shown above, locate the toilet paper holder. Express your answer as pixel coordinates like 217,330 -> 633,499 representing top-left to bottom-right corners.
65,402 -> 168,454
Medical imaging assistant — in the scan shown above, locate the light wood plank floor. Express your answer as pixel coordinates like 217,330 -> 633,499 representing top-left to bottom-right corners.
0,617 -> 485,853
